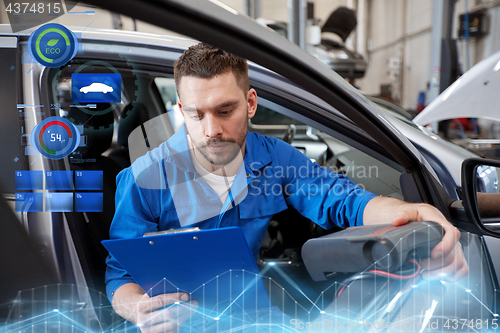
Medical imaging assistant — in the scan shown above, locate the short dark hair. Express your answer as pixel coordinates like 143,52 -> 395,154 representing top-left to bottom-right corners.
174,43 -> 249,97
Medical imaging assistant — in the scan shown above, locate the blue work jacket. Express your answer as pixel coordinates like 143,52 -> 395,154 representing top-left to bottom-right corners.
105,125 -> 377,301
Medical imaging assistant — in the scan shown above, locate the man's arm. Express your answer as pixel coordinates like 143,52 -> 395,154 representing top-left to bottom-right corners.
111,283 -> 197,333
107,168 -> 198,332
477,192 -> 500,217
363,196 -> 469,281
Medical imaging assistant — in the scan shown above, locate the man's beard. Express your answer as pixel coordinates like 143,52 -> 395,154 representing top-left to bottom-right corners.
195,137 -> 243,166
188,107 -> 248,167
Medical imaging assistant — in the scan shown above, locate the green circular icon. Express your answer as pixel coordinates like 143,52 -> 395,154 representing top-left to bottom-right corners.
28,23 -> 78,68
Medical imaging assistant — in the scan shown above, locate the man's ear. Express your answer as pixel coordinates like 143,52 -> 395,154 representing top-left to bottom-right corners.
247,88 -> 258,119
178,101 -> 184,117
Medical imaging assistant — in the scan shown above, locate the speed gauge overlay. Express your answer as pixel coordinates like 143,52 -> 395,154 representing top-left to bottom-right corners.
31,117 -> 80,160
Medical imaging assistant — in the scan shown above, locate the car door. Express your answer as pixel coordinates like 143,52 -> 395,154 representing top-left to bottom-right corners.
243,70 -> 497,323
0,36 -> 23,211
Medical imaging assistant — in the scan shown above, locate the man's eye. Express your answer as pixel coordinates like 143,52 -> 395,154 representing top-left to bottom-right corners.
220,110 -> 232,115
192,114 -> 202,120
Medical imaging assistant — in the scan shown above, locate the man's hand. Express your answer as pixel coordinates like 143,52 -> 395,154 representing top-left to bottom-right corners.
391,203 -> 469,281
112,283 -> 198,333
364,197 -> 469,281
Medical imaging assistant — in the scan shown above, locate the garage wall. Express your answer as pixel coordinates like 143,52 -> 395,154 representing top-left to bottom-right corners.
221,0 -> 351,22
0,1 -> 7,25
220,0 -> 500,110
216,0 -> 245,13
260,0 -> 288,22
480,5 -> 500,59
220,0 -> 434,109
358,0 -> 433,110
361,0 -> 500,109
454,0 -> 500,70
452,0 -> 500,133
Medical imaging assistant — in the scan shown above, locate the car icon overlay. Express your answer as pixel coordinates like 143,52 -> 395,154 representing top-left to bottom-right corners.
79,82 -> 114,94
71,73 -> 121,103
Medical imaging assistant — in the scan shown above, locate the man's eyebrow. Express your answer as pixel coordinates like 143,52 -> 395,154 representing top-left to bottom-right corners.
182,100 -> 240,113
182,106 -> 198,112
214,100 -> 239,110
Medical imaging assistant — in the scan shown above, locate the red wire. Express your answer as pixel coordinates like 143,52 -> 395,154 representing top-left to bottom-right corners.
337,285 -> 347,297
337,260 -> 421,297
368,259 -> 421,279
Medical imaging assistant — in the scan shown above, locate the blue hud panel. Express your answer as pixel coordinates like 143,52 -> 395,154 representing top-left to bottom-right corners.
45,171 -> 74,190
15,193 -> 43,212
45,193 -> 73,212
75,192 -> 103,212
15,171 -> 43,191
71,73 -> 121,103
75,171 -> 103,190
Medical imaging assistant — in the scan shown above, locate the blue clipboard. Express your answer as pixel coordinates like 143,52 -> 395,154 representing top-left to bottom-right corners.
102,227 -> 271,314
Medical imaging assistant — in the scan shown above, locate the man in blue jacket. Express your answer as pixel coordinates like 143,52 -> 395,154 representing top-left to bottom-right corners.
106,43 -> 468,333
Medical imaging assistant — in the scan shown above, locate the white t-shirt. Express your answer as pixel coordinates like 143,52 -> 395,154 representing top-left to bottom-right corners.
188,140 -> 238,204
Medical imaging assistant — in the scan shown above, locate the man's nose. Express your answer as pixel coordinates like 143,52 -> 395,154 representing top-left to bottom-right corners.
204,114 -> 222,138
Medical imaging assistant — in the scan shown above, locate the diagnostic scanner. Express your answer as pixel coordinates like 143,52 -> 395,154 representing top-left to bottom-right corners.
302,221 -> 444,281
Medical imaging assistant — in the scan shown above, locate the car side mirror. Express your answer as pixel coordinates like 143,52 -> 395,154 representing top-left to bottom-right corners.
462,158 -> 500,234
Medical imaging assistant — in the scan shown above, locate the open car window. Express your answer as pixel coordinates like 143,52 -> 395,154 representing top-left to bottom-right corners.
250,101 -> 404,200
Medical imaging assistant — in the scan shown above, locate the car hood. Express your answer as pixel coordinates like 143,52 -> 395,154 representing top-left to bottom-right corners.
414,49 -> 500,125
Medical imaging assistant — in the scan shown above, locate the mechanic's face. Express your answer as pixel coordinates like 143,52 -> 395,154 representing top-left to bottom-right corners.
178,71 -> 257,169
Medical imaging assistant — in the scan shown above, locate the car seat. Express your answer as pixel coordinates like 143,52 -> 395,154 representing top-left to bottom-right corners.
108,102 -> 150,169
